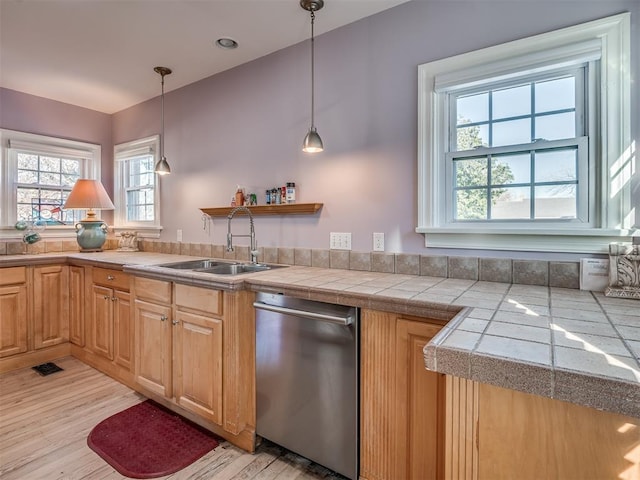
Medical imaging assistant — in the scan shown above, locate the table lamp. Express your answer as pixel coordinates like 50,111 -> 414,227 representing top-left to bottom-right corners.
63,179 -> 115,252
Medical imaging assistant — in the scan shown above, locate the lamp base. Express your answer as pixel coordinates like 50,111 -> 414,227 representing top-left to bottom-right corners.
75,220 -> 109,252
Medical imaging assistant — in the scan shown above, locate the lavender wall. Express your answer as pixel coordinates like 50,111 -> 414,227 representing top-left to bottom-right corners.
0,88 -> 114,220
113,0 -> 639,256
4,1 -> 636,257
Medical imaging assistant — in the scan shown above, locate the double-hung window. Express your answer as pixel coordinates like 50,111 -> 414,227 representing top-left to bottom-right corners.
448,68 -> 589,224
114,136 -> 162,236
417,13 -> 633,253
0,129 -> 101,233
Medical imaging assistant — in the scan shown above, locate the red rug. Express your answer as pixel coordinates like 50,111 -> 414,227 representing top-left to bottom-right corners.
87,400 -> 220,478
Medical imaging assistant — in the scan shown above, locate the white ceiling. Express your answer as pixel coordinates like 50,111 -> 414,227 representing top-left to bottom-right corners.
0,0 -> 409,114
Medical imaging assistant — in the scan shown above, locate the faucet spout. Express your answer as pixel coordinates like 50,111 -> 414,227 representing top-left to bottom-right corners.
227,206 -> 258,263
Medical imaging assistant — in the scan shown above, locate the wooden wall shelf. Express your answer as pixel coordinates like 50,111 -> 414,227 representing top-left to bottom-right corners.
200,203 -> 323,217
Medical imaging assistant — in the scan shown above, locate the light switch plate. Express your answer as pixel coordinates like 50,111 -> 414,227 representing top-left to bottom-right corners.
330,232 -> 352,250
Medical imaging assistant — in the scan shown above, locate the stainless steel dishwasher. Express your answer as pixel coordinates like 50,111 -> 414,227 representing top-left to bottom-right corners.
254,292 -> 359,480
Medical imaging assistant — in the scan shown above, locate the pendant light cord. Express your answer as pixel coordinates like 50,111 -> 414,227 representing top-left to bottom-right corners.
310,10 -> 316,129
160,73 -> 165,158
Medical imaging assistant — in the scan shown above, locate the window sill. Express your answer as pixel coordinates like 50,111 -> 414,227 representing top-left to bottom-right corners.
416,227 -> 637,253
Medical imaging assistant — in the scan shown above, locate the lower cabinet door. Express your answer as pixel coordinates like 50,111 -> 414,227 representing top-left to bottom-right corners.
135,299 -> 172,397
395,319 -> 446,480
33,265 -> 69,349
113,289 -> 132,371
91,285 -> 113,359
0,284 -> 28,357
173,310 -> 223,425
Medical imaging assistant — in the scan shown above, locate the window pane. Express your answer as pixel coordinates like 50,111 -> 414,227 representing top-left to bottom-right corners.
455,158 -> 488,187
40,172 -> 60,186
491,154 -> 527,185
535,185 -> 576,219
17,187 -> 39,204
17,204 -> 31,221
456,189 -> 487,220
40,156 -> 61,172
61,173 -> 78,187
535,77 -> 575,113
491,186 -> 531,219
17,170 -> 38,184
493,84 -> 530,119
535,149 -> 577,183
492,118 -> 531,146
457,124 -> 488,151
61,159 -> 81,174
535,112 -> 575,141
145,205 -> 155,221
17,153 -> 38,169
457,93 -> 488,124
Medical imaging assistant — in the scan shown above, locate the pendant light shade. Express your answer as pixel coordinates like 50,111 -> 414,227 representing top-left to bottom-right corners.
303,127 -> 323,153
154,66 -> 172,175
301,0 -> 324,153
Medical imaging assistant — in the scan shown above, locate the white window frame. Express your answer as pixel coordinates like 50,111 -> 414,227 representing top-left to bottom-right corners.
113,135 -> 162,238
417,13 -> 634,253
0,129 -> 101,239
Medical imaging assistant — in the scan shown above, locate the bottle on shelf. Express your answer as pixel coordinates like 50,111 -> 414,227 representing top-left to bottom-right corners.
286,182 -> 296,204
235,186 -> 244,207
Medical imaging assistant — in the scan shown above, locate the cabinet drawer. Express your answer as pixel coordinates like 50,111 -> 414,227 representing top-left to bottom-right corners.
93,267 -> 130,291
175,284 -> 222,316
0,267 -> 27,286
134,276 -> 172,304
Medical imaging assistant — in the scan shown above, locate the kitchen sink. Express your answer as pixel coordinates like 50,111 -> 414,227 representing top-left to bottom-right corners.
198,263 -> 274,275
157,259 -> 286,275
158,259 -> 234,270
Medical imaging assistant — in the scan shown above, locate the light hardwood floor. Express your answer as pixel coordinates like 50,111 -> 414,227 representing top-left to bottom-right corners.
0,357 -> 346,480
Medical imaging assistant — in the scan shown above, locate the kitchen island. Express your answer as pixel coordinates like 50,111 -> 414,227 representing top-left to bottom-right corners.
1,251 -> 638,479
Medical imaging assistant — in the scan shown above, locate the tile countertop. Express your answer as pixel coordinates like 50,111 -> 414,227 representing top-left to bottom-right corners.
2,251 -> 639,418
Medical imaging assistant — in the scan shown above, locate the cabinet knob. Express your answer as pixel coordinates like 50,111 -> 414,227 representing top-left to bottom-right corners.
172,319 -> 180,325
103,294 -> 110,300
160,315 -> 168,322
111,297 -> 117,302
107,275 -> 115,280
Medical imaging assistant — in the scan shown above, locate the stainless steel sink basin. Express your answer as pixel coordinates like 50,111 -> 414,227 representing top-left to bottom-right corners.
158,259 -> 286,275
158,259 -> 234,269
197,263 -> 273,275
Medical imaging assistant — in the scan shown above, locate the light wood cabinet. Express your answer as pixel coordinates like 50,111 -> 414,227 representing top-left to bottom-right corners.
69,266 -> 84,346
0,267 -> 28,358
133,277 -> 255,450
360,309 -> 446,480
174,283 -> 223,425
134,276 -> 173,397
135,280 -> 224,425
395,318 -> 446,479
89,267 -> 132,371
445,378 -> 640,480
91,284 -> 113,359
32,265 -> 69,350
113,289 -> 132,370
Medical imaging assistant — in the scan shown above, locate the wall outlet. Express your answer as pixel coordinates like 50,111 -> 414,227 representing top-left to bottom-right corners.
177,229 -> 183,242
373,232 -> 385,252
330,232 -> 352,250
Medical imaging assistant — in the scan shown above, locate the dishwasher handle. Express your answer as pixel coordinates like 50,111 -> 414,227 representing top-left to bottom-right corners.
253,301 -> 354,326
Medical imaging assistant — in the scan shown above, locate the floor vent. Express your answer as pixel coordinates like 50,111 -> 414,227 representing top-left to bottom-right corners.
32,362 -> 63,376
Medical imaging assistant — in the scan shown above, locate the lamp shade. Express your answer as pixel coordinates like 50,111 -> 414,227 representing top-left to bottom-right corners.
63,179 -> 114,252
63,179 -> 115,213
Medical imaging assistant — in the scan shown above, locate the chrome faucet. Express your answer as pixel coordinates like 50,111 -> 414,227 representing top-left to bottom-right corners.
227,206 -> 258,264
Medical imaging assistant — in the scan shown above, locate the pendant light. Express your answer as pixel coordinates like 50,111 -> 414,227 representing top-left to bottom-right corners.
154,66 -> 172,175
301,0 -> 324,153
